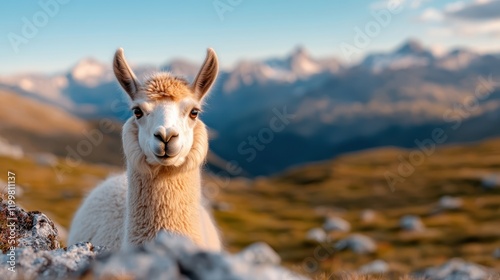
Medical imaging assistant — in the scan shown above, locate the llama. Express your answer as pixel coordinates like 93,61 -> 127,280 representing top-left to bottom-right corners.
67,48 -> 221,251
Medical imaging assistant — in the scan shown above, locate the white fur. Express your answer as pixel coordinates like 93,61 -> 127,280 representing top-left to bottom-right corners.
68,174 -> 220,251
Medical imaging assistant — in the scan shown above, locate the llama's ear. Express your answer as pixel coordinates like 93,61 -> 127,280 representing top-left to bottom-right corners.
113,48 -> 140,100
192,48 -> 219,101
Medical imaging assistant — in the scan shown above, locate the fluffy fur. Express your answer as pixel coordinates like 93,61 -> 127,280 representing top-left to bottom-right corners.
68,48 -> 221,251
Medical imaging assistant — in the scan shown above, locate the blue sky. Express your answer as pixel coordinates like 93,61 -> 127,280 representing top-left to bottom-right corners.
1,0 -> 499,75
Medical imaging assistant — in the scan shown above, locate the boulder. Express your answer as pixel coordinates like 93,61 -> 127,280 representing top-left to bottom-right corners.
86,233 -> 308,280
33,153 -> 58,167
323,216 -> 351,232
438,196 -> 463,211
0,203 -> 309,280
234,242 -> 281,265
0,242 -> 106,280
306,228 -> 327,243
0,202 -> 59,253
359,259 -> 389,274
0,137 -> 23,159
493,248 -> 500,259
230,241 -> 306,280
334,234 -> 377,254
418,258 -> 493,280
360,209 -> 376,223
400,215 -> 425,232
481,174 -> 500,189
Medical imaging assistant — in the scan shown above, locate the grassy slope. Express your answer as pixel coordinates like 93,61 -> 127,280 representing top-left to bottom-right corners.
0,156 -> 120,230
0,89 -> 87,136
213,139 -> 500,277
0,89 -> 125,166
2,138 -> 500,277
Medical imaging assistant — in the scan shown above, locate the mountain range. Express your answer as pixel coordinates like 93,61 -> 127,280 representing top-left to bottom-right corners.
2,39 -> 500,176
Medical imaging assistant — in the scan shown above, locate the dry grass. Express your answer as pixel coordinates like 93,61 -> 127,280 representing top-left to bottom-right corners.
212,138 -> 500,276
0,89 -> 87,136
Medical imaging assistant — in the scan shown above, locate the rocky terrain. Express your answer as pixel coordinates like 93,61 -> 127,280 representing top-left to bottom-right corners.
0,202 -> 308,280
1,201 -> 498,279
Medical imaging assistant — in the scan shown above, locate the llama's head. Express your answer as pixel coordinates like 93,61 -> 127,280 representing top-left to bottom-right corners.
113,48 -> 218,168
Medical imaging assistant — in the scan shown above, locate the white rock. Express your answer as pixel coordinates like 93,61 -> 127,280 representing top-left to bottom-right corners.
0,137 -> 23,159
228,257 -> 309,280
0,202 -> 59,251
93,235 -> 309,280
420,258 -> 493,280
227,240 -> 309,280
360,209 -> 376,223
306,228 -> 327,243
493,248 -> 500,259
1,230 -> 311,280
323,216 -> 351,232
482,174 -> 500,189
438,196 -> 463,210
0,242 -> 105,280
335,234 -> 377,254
212,201 -> 232,212
400,215 -> 425,232
359,260 -> 389,274
235,242 -> 281,265
33,153 -> 58,166
0,204 -> 311,280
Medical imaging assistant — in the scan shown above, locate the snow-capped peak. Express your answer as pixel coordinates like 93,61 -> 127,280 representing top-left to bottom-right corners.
361,39 -> 435,72
287,46 -> 321,76
223,46 -> 341,93
437,48 -> 479,70
71,58 -> 112,87
395,39 -> 426,55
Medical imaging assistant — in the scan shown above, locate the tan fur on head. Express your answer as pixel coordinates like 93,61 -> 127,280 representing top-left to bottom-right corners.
114,48 -> 218,102
142,73 -> 192,102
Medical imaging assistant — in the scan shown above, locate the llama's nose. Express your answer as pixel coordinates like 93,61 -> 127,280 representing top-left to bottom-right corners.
154,127 -> 179,143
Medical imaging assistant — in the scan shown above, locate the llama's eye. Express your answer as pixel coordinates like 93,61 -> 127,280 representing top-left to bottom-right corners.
133,108 -> 143,119
190,109 -> 200,119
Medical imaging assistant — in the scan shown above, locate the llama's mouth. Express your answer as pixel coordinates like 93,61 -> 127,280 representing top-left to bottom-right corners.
153,143 -> 182,157
155,145 -> 183,163
156,152 -> 175,160
154,154 -> 175,166
157,154 -> 171,159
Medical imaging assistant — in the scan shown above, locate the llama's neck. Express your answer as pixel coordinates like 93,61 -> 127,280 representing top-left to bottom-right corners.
125,166 -> 203,246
